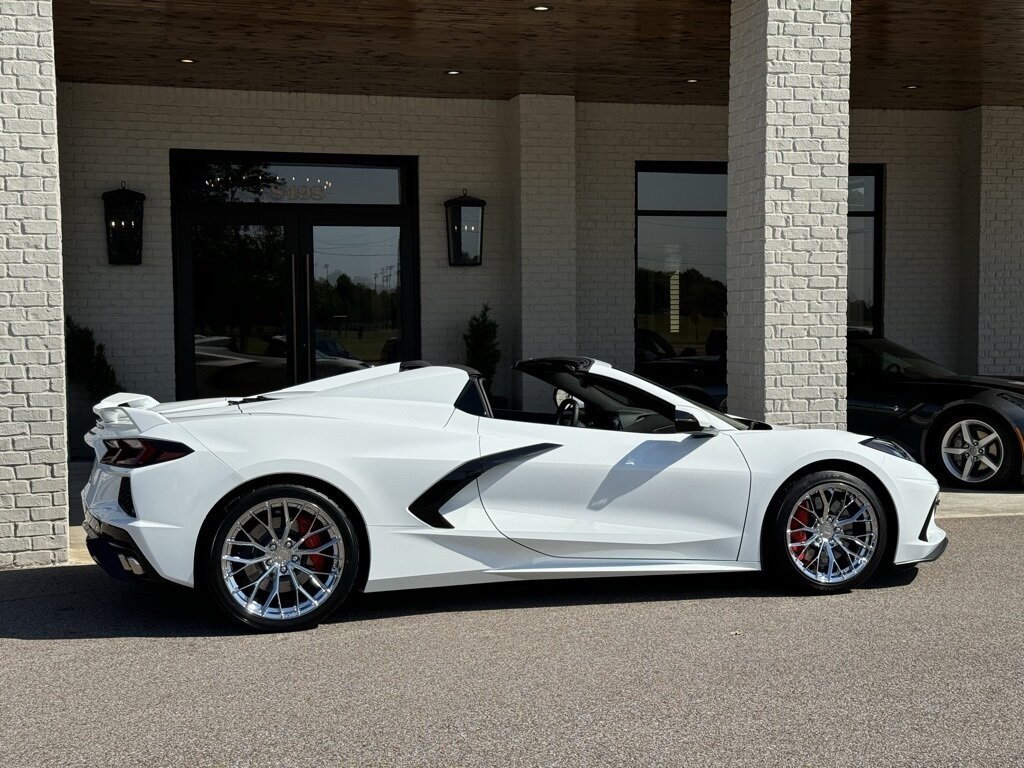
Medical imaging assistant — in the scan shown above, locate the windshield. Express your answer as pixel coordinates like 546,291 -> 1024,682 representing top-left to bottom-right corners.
511,358 -> 750,432
621,372 -> 750,430
850,337 -> 956,379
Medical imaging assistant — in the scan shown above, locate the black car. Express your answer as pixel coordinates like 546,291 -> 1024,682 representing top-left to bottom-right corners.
636,328 -> 1024,489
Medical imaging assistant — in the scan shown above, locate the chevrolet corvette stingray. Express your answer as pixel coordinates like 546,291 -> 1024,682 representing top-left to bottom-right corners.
83,358 -> 947,630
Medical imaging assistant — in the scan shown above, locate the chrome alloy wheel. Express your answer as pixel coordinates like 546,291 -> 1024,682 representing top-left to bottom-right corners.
786,482 -> 879,585
221,497 -> 344,621
941,419 -> 1004,484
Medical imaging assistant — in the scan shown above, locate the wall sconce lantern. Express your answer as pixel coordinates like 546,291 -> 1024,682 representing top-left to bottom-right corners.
445,190 -> 486,267
102,181 -> 145,265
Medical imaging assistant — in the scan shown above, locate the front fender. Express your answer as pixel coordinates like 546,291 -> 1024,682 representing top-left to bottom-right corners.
727,429 -> 938,564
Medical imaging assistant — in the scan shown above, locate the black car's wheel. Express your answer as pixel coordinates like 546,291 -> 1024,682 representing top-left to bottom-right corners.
928,412 -> 1019,489
205,485 -> 360,631
764,470 -> 888,593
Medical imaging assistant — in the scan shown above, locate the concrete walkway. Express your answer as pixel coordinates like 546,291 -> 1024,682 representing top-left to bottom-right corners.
938,490 -> 1024,517
65,460 -> 1023,567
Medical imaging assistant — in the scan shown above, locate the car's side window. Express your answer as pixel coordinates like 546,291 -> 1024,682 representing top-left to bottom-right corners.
454,379 -> 492,418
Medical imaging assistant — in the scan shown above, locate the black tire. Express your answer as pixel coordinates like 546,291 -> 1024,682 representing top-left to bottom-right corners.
205,484 -> 360,631
764,470 -> 889,593
927,411 -> 1019,490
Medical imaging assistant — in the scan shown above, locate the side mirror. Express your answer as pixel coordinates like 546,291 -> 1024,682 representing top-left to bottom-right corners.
674,409 -> 703,433
675,408 -> 717,438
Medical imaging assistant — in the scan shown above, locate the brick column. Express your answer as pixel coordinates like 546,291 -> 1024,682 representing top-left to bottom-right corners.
726,0 -> 851,428
0,0 -> 67,567
511,94 -> 577,408
970,107 -> 1024,375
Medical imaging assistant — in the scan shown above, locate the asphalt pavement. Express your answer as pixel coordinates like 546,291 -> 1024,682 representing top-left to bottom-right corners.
1,515 -> 1022,767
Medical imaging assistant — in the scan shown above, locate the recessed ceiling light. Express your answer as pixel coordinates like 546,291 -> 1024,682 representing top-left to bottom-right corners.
446,70 -> 461,76
686,79 -> 699,83
532,5 -> 552,10
178,58 -> 195,64
903,84 -> 919,89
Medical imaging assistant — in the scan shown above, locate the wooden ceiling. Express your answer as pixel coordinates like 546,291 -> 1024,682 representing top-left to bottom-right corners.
54,1 -> 1024,109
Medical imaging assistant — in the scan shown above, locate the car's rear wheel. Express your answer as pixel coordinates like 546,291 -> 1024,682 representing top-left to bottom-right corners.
205,485 -> 360,631
765,470 -> 888,593
928,413 -> 1018,489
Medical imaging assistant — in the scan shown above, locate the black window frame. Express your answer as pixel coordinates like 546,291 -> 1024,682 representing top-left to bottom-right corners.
848,163 -> 886,337
170,149 -> 420,400
635,161 -> 728,219
634,160 -> 886,338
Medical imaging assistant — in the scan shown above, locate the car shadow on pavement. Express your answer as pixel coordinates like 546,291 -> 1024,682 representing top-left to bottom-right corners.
0,564 -> 240,641
0,562 -> 919,640
335,564 -> 919,624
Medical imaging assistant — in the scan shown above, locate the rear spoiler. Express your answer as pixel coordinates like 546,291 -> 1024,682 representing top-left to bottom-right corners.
93,392 -> 170,432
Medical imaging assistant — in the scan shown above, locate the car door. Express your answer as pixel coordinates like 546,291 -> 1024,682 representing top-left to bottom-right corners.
475,417 -> 751,561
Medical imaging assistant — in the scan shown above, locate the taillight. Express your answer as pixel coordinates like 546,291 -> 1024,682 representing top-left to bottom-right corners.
101,438 -> 193,467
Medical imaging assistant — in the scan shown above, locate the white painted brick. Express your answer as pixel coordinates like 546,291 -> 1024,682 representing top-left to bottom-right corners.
0,0 -> 66,568
513,95 -> 577,409
973,106 -> 1024,375
727,0 -> 851,428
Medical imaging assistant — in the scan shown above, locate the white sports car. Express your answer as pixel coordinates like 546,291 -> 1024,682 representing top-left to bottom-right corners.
83,357 -> 947,630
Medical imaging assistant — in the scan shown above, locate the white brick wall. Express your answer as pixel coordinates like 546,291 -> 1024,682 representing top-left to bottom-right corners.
57,84 -> 520,404
0,0 -> 67,567
958,108 -> 981,373
514,95 -> 577,350
513,95 -> 577,408
975,106 -> 1024,375
727,0 -> 851,428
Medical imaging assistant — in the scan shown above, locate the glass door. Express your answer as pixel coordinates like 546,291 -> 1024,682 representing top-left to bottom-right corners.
309,225 -> 403,375
187,219 -> 298,398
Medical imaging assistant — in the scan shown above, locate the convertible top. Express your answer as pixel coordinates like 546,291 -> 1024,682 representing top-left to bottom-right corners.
514,357 -> 599,375
401,359 -> 483,378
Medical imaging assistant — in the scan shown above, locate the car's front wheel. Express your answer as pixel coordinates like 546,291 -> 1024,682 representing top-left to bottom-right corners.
205,485 -> 360,631
928,413 -> 1018,489
765,470 -> 888,593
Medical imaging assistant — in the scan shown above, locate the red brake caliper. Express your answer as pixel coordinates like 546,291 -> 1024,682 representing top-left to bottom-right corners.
792,503 -> 813,562
295,512 -> 327,574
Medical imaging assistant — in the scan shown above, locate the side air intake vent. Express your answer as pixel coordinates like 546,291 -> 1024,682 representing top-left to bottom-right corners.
408,443 -> 560,529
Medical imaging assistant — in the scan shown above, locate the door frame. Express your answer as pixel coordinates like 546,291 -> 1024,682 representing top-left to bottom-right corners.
170,149 -> 419,400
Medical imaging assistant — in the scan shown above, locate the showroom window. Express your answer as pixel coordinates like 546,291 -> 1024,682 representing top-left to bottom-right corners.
635,162 -> 884,358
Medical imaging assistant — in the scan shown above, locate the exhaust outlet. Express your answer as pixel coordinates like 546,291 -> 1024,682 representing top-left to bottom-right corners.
117,553 -> 145,576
